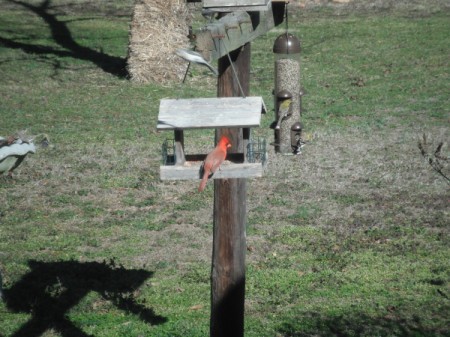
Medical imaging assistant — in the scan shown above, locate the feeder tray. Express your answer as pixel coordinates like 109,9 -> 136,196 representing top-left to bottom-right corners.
161,139 -> 267,181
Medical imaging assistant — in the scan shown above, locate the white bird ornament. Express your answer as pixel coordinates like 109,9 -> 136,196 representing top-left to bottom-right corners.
175,49 -> 218,76
0,135 -> 36,177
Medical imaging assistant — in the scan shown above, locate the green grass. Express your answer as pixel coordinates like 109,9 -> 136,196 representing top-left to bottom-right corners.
1,0 -> 449,336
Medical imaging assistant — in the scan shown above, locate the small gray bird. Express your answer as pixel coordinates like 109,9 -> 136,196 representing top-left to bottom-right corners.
175,49 -> 218,76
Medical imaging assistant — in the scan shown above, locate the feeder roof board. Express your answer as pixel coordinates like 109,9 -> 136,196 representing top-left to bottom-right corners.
203,0 -> 270,11
157,97 -> 266,130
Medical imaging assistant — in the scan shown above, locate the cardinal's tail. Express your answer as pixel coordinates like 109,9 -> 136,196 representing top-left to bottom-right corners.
198,172 -> 209,192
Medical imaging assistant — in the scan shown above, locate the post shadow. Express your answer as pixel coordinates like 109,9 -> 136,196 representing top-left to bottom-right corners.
4,259 -> 166,337
0,0 -> 128,78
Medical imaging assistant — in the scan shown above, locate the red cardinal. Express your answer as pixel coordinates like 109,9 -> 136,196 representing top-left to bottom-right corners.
198,135 -> 232,192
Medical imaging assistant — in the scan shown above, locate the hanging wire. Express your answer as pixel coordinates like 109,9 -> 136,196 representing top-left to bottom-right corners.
220,38 -> 246,98
285,1 -> 289,34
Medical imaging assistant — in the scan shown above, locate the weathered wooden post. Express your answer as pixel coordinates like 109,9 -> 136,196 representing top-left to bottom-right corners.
211,43 -> 250,337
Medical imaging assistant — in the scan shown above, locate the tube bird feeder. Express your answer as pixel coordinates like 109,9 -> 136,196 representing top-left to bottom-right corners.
273,32 -> 302,154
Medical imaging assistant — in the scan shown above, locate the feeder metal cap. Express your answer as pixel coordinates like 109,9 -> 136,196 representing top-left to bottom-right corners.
273,33 -> 301,54
291,122 -> 302,131
277,89 -> 292,99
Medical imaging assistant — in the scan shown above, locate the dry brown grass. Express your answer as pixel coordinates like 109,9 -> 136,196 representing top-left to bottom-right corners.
243,123 -> 449,259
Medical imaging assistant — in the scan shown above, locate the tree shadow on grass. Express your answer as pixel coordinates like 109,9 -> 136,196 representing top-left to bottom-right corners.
4,259 -> 166,337
0,0 -> 128,78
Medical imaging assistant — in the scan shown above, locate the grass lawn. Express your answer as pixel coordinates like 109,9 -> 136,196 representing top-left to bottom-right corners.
0,0 -> 449,336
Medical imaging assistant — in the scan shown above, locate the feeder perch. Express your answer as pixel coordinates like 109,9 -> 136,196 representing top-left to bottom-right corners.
157,97 -> 267,181
290,122 -> 302,154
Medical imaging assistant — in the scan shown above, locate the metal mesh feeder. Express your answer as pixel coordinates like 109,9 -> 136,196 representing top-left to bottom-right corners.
161,138 -> 176,166
247,137 -> 267,165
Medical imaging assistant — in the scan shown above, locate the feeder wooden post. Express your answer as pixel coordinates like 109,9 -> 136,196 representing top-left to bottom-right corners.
211,43 -> 250,337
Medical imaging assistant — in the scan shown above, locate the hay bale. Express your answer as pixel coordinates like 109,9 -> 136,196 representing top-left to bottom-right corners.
127,0 -> 192,84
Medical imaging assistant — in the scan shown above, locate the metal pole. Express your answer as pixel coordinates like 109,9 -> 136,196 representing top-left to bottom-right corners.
211,43 -> 250,337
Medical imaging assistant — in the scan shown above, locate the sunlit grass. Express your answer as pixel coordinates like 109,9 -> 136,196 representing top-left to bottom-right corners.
1,0 -> 449,336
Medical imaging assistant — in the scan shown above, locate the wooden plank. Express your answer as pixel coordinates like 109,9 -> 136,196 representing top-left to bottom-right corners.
160,162 -> 262,180
205,4 -> 270,11
195,3 -> 276,62
157,97 -> 264,130
203,0 -> 271,11
204,0 -> 269,7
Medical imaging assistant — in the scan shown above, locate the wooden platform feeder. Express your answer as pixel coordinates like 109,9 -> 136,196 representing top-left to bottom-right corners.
157,96 -> 267,181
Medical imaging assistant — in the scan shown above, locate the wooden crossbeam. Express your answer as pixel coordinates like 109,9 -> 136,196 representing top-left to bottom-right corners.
195,0 -> 285,61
